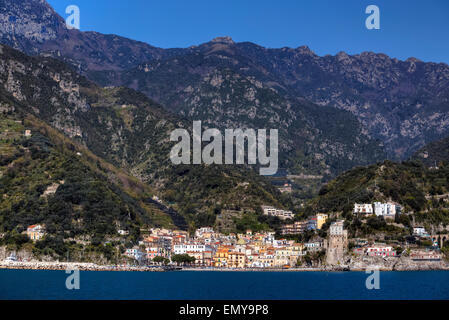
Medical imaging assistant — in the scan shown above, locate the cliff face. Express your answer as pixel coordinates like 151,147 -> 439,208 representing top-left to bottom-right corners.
0,0 -> 63,52
2,0 -> 449,172
392,257 -> 449,271
96,39 -> 388,177
0,44 -> 287,228
1,0 -> 448,225
108,38 -> 449,161
0,0 -> 166,71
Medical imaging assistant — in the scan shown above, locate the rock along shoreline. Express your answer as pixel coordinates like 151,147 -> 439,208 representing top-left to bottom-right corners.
0,261 -> 165,272
1,257 -> 449,272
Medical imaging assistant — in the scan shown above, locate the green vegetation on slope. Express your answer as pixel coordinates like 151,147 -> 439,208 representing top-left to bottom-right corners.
305,160 -> 449,228
412,135 -> 449,168
0,110 -> 175,260
0,44 -> 291,234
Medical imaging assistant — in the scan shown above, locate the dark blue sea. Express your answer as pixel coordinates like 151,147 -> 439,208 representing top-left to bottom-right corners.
1,270 -> 448,300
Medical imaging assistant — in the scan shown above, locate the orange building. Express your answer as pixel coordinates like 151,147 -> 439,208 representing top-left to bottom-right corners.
227,252 -> 246,268
214,246 -> 231,267
26,224 -> 45,241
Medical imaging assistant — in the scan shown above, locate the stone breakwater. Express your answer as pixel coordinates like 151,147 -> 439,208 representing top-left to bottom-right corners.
0,261 -> 165,272
1,257 -> 449,272
346,255 -> 449,271
0,262 -> 336,272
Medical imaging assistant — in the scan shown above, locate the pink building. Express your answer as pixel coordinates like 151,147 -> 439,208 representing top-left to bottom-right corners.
366,245 -> 396,257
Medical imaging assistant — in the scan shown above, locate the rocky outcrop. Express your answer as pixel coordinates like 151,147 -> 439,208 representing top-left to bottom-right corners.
347,254 -> 449,271
0,0 -> 166,71
392,257 -> 449,271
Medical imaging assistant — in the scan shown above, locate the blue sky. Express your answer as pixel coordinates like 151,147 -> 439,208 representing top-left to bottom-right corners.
47,0 -> 449,63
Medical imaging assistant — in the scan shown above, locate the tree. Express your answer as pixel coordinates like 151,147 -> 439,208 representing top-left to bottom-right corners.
394,246 -> 404,256
171,254 -> 196,265
302,252 -> 312,266
153,256 -> 169,265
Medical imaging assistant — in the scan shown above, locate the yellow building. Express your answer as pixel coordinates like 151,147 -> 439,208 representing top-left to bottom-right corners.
227,252 -> 246,268
291,242 -> 304,250
316,213 -> 329,230
26,224 -> 45,241
237,238 -> 246,245
274,248 -> 290,267
214,247 -> 230,267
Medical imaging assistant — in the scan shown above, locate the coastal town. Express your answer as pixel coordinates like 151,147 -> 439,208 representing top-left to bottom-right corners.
123,202 -> 445,269
2,201 -> 446,272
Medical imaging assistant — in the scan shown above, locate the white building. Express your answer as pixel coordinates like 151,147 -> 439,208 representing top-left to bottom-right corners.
329,220 -> 345,236
366,245 -> 396,257
374,202 -> 396,217
413,227 -> 428,237
304,241 -> 322,252
261,232 -> 276,245
152,195 -> 163,204
173,244 -> 210,255
118,229 -> 129,236
125,248 -> 145,260
353,203 -> 373,214
195,227 -> 215,238
261,206 -> 294,220
273,239 -> 290,248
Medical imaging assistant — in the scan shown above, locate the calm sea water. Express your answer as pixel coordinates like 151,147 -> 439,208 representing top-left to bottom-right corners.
1,270 -> 449,300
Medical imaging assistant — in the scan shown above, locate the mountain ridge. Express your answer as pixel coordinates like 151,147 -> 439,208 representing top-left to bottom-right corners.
1,0 -> 448,216
2,0 -> 448,165
0,43 -> 289,231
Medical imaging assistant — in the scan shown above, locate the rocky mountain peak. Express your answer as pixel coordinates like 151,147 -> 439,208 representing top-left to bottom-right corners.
0,0 -> 165,71
0,0 -> 65,46
1,0 -> 449,166
296,45 -> 316,56
336,51 -> 352,64
211,36 -> 235,44
406,57 -> 422,63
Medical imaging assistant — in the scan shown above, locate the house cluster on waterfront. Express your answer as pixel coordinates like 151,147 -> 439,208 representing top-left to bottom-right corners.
20,201 -> 444,268
126,227 -> 308,268
121,217 -> 443,268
